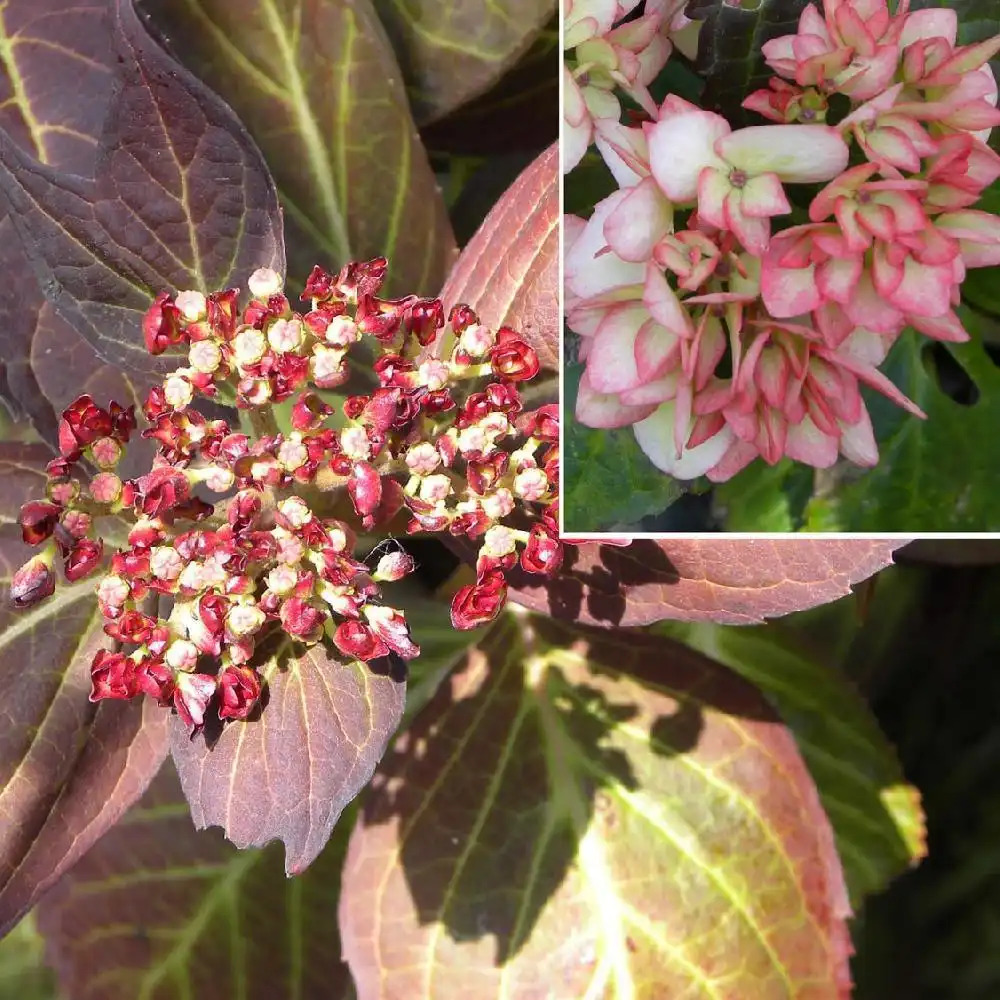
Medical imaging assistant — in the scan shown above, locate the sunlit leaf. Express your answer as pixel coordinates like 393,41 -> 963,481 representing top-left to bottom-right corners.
36,764 -> 354,1000
0,914 -> 58,1000
143,0 -> 456,296
656,619 -> 926,905
372,0 -> 555,124
340,611 -> 852,998
170,634 -> 406,875
509,537 -> 905,627
0,445 -> 169,934
439,144 -> 558,368
0,0 -> 284,378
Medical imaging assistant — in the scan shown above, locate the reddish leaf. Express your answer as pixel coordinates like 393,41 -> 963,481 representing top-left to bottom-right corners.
339,612 -> 852,998
508,538 -> 906,626
0,448 -> 168,934
372,0 -> 556,124
36,764 -> 354,1000
0,0 -> 284,378
438,144 -> 558,368
143,0 -> 456,296
170,636 -> 406,874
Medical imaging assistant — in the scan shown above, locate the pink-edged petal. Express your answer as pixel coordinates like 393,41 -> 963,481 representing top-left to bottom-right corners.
643,263 -> 696,337
816,255 -> 863,303
935,210 -> 1000,268
719,125 -> 849,183
587,305 -> 646,394
620,374 -> 680,406
634,401 -> 736,480
635,320 -> 681,381
565,192 -> 646,299
696,167 -> 730,230
908,309 -> 971,343
843,274 -> 905,333
900,8 -> 957,47
761,236 -> 822,317
594,119 -> 650,187
604,176 -> 674,262
838,44 -> 901,102
739,173 -> 791,218
705,438 -> 759,483
563,115 -> 593,175
887,257 -> 955,318
784,415 -> 839,468
725,196 -> 772,256
815,345 -> 926,417
575,370 -> 657,429
646,109 -> 729,201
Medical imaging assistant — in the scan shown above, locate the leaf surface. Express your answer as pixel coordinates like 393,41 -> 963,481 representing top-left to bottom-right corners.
170,635 -> 406,874
372,0 -> 555,124
0,446 -> 169,934
0,0 -> 284,377
339,612 -> 852,998
438,143 -> 559,369
143,0 -> 456,296
509,538 -> 905,627
36,764 -> 354,1000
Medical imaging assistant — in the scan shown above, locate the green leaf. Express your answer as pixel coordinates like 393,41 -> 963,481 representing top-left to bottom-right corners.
339,612 -> 853,998
562,362 -> 684,532
0,0 -> 285,378
654,619 -> 926,905
0,444 -> 169,936
371,0 -> 556,125
687,0 -> 809,127
713,458 -> 801,532
828,318 -> 1000,530
35,763 -> 355,1000
170,633 -> 406,875
142,0 -> 456,297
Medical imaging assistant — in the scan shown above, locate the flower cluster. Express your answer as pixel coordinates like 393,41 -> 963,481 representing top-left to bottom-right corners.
10,260 -> 560,730
564,0 -> 1000,481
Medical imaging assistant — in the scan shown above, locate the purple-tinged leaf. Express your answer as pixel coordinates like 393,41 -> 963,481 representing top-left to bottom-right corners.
0,0 -> 284,378
372,0 -> 556,124
339,612 -> 852,998
0,447 -> 169,934
509,537 -> 906,626
36,764 -> 355,1000
170,635 -> 405,875
439,144 -> 558,368
142,0 -> 456,296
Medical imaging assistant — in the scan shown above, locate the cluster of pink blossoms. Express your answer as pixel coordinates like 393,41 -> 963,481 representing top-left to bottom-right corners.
10,260 -> 561,730
565,0 -> 1000,481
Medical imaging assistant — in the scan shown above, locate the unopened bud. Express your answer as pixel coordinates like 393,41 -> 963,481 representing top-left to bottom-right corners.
176,290 -> 208,322
373,550 -> 416,583
248,267 -> 283,299
233,327 -> 267,367
10,550 -> 56,608
267,317 -> 304,353
189,339 -> 223,373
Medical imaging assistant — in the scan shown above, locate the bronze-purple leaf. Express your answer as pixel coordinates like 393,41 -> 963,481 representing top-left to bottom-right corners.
36,764 -> 355,1000
143,0 -> 456,296
372,0 -> 556,125
339,612 -> 853,998
170,636 -> 406,875
0,0 -> 284,378
509,537 -> 907,626
438,143 -> 558,369
0,452 -> 169,934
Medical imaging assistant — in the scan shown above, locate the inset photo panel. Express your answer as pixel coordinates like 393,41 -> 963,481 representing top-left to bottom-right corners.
563,0 -> 1000,534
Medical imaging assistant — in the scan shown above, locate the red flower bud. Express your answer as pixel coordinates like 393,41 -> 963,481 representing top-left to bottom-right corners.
333,620 -> 390,662
227,489 -> 263,533
520,526 -> 564,577
337,257 -> 388,300
143,292 -> 185,355
104,609 -> 157,644
517,404 -> 559,441
10,552 -> 56,608
291,392 -> 334,431
279,597 -> 326,641
135,657 -> 175,703
450,569 -> 508,630
448,303 -> 479,334
490,337 -> 540,382
485,381 -> 522,415
217,665 -> 262,721
89,650 -> 138,702
19,501 -> 62,546
372,549 -> 415,583
173,672 -> 218,730
131,467 -> 191,518
467,454 -> 508,495
207,288 -> 240,340
361,388 -> 401,434
408,297 -> 444,345
303,264 -> 335,301
363,605 -> 420,659
347,461 -> 382,519
59,395 -> 113,458
64,538 -> 104,582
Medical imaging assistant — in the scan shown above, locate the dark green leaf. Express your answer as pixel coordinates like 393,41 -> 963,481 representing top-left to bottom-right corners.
0,915 -> 58,1000
340,612 -> 853,998
0,0 -> 284,378
562,362 -> 684,532
687,0 -> 809,127
142,0 -> 456,297
372,0 -> 555,125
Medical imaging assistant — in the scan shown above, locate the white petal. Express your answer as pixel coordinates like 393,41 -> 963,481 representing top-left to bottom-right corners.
565,192 -> 645,299
719,125 -> 849,184
646,109 -> 729,201
634,402 -> 735,480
